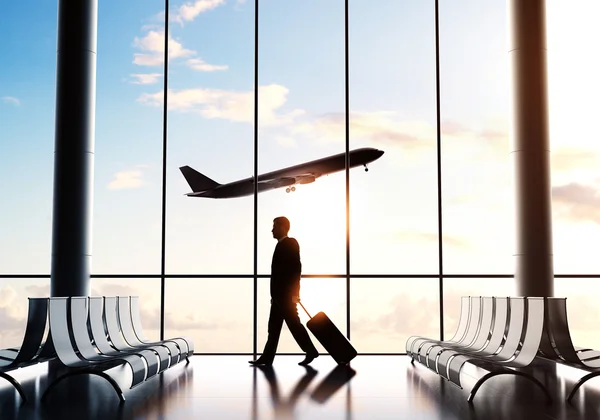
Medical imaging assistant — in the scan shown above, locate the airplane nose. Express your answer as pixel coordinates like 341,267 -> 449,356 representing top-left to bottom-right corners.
372,149 -> 384,160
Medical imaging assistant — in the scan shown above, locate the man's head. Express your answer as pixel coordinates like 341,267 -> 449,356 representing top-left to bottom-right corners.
272,216 -> 290,240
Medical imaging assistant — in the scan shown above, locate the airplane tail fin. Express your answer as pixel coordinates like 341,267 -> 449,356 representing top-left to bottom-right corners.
179,166 -> 220,192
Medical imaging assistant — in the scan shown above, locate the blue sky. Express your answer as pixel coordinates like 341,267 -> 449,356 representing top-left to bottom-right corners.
2,0 -> 600,353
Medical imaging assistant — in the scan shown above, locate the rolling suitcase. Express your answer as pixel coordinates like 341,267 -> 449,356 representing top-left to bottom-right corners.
299,301 -> 357,365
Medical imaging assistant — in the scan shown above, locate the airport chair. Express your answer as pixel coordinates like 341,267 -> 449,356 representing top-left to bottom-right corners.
103,297 -> 179,369
118,296 -> 193,359
434,297 -> 509,377
443,297 -> 550,402
426,296 -> 498,371
87,296 -> 167,373
539,297 -> 600,401
0,298 -> 55,402
129,296 -> 194,357
406,296 -> 471,358
42,297 -> 153,402
416,296 -> 484,366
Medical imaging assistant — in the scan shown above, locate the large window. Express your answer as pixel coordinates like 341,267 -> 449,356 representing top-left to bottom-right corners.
0,2 -> 57,274
257,0 -> 346,276
3,0 -> 600,356
166,278 -> 254,352
547,0 -> 600,274
164,0 -> 255,275
348,1 -> 438,275
92,0 -> 165,274
0,2 -> 56,350
439,0 -> 513,275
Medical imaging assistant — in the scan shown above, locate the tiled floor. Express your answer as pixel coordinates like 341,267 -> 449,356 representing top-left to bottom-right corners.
1,355 -> 600,419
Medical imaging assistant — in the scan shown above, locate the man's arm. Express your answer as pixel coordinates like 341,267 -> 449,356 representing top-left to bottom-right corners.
286,238 -> 301,278
286,238 -> 302,299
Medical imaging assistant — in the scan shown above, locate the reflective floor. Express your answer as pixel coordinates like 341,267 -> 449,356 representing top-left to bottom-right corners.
1,355 -> 600,419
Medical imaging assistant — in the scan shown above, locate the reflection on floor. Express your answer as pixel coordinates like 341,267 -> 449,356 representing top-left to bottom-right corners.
1,355 -> 600,419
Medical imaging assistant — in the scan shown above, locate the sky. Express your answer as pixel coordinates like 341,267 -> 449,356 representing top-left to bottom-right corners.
1,0 -> 600,354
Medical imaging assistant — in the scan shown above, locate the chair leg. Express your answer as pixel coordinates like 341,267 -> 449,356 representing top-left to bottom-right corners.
567,371 -> 600,403
0,372 -> 27,404
467,370 -> 552,404
41,369 -> 126,403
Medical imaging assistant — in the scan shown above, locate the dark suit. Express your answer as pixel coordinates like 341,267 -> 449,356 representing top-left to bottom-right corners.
260,237 -> 318,362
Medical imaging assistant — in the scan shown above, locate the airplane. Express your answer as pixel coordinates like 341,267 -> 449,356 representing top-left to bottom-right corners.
179,147 -> 384,199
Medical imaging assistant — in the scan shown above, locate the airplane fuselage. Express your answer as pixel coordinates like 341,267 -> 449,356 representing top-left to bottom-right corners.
184,147 -> 384,199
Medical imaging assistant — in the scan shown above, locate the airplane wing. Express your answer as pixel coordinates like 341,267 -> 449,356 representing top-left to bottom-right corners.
257,173 -> 319,189
257,177 -> 297,189
257,164 -> 327,184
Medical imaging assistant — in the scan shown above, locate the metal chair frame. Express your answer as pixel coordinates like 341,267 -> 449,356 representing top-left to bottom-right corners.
0,298 -> 56,403
409,296 -> 551,404
537,297 -> 600,402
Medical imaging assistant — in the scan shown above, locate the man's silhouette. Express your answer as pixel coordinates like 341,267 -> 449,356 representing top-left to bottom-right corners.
249,216 -> 319,366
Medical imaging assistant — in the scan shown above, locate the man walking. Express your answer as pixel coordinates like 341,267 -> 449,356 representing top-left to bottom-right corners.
249,216 -> 319,366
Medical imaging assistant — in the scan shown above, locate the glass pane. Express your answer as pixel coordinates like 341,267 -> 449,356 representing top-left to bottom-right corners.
257,277 -> 347,354
257,0 -> 345,276
439,0 -> 513,274
91,277 -> 161,341
91,0 -> 164,273
442,277 -> 514,340
349,1 -> 438,274
0,3 -> 57,273
351,278 -> 439,353
547,1 -> 600,274
165,0 -> 254,274
165,278 -> 253,353
0,278 -> 50,349
554,278 -> 600,350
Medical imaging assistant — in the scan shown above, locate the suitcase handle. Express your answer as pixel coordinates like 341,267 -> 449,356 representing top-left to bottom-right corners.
298,301 -> 312,319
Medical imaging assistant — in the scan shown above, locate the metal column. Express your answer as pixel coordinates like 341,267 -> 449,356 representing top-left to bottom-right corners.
50,0 -> 98,297
508,0 -> 554,297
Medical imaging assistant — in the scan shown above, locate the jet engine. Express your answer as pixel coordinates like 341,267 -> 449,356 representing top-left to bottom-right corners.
297,175 -> 316,185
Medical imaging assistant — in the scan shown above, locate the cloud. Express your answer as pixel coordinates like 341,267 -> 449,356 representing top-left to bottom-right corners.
351,289 -> 503,339
132,26 -> 228,72
25,285 -> 50,298
2,96 -> 20,106
163,311 -> 238,330
133,29 -> 195,66
0,286 -> 26,337
173,0 -> 225,25
131,73 -> 163,85
0,306 -> 23,334
288,113 -> 509,158
552,180 -> 600,224
186,58 -> 228,72
291,112 -> 434,150
138,84 -> 304,126
551,147 -> 600,173
0,286 -> 17,307
108,170 -> 144,190
352,292 -> 440,338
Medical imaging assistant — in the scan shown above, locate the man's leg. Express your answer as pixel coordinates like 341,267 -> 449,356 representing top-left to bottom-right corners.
250,301 -> 283,365
280,302 -> 319,365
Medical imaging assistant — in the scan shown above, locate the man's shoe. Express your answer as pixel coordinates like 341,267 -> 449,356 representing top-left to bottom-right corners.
249,359 -> 272,366
298,352 -> 319,366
